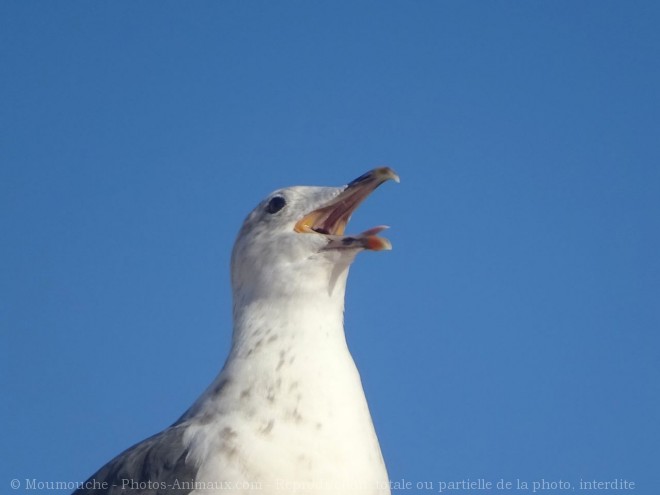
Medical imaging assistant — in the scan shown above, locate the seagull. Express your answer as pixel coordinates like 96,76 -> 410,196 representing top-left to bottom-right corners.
73,167 -> 399,495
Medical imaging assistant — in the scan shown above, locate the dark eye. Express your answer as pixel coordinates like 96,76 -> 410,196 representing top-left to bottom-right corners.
266,196 -> 286,214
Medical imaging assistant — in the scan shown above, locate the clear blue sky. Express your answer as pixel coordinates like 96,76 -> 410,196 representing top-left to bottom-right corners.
2,1 -> 659,493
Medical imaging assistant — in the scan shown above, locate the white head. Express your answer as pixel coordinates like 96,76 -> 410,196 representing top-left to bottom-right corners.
230,168 -> 399,308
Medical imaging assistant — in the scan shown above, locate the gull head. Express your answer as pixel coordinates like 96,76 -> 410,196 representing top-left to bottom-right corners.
230,167 -> 399,302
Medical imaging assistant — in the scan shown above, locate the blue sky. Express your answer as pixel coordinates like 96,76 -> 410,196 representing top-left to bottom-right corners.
2,1 -> 659,493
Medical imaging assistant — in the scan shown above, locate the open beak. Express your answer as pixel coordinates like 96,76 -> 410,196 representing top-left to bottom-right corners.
294,167 -> 399,251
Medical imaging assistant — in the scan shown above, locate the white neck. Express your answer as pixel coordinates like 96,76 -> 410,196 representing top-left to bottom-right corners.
183,262 -> 390,494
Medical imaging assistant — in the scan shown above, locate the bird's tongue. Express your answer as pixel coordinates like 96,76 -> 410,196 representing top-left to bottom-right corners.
322,226 -> 392,251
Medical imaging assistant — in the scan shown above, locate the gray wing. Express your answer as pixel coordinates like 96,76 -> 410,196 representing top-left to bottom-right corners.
73,424 -> 198,495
